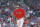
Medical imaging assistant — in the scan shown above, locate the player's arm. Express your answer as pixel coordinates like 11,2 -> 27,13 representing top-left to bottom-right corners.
12,9 -> 16,19
23,15 -> 26,20
23,9 -> 26,20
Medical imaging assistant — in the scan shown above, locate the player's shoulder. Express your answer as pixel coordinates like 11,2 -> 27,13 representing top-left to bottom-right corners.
21,8 -> 25,12
15,8 -> 18,10
20,8 -> 24,10
21,8 -> 25,11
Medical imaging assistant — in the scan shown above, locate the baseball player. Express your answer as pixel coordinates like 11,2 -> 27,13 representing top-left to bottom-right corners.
12,4 -> 26,27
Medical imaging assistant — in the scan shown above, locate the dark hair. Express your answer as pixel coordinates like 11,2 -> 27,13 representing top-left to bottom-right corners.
17,4 -> 20,7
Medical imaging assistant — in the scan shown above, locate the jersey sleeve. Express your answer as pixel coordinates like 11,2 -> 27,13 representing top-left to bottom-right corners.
13,10 -> 16,16
22,9 -> 25,15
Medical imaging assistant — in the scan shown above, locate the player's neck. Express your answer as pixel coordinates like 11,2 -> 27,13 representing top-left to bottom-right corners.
18,7 -> 20,10
18,9 -> 20,10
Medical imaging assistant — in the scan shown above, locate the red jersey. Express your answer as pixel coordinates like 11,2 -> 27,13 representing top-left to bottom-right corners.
0,18 -> 1,21
13,8 -> 25,19
25,20 -> 28,24
11,18 -> 14,21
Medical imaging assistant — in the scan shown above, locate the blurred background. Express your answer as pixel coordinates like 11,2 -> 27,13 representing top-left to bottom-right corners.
0,0 -> 40,27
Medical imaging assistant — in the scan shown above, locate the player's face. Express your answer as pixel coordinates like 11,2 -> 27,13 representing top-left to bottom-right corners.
17,4 -> 20,9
